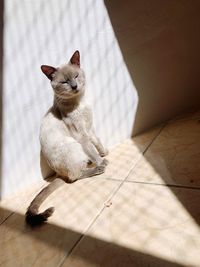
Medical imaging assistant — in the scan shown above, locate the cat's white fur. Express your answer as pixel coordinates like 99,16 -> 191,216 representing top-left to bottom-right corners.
26,51 -> 108,226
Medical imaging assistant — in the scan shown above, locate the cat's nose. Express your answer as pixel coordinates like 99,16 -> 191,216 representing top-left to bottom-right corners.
72,85 -> 77,90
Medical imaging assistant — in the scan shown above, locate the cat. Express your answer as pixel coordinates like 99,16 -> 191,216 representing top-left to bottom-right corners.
25,51 -> 108,226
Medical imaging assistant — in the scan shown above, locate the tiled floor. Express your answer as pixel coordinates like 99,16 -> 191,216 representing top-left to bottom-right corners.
1,110 -> 200,267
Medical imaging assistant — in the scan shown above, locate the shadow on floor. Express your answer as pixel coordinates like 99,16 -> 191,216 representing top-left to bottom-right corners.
0,207 -> 184,267
130,121 -> 200,228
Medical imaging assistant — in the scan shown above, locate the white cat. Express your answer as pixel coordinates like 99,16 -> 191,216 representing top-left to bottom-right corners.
26,51 -> 108,226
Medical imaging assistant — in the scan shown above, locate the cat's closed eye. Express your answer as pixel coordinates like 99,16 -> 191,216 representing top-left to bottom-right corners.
61,80 -> 69,84
61,75 -> 78,84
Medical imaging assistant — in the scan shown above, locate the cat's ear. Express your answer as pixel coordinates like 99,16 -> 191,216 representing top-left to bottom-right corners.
41,65 -> 57,80
70,50 -> 80,67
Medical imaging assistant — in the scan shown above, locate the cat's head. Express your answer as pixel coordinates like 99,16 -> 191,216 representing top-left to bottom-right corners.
41,51 -> 85,99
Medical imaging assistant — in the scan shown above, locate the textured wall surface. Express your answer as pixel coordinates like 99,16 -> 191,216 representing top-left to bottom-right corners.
1,0 -> 138,197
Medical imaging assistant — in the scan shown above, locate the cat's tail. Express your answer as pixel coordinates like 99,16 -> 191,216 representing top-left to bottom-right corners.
25,178 -> 65,227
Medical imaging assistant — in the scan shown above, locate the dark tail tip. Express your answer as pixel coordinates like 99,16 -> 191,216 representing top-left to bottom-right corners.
25,207 -> 54,227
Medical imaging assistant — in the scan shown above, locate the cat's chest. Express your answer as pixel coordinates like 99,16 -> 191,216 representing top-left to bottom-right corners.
65,104 -> 93,131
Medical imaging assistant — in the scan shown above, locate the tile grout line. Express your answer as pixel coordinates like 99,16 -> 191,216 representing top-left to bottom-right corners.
57,234 -> 84,267
167,113 -> 200,125
124,180 -> 200,190
86,123 -> 168,228
116,123 -> 167,188
58,202 -> 106,267
86,176 -> 200,191
0,212 -> 14,226
58,126 -> 167,266
58,156 -> 143,267
126,123 -> 200,191
59,125 -> 167,265
142,123 -> 167,155
106,124 -> 167,201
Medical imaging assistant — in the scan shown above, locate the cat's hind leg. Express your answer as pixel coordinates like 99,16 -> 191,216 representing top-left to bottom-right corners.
67,155 -> 107,182
67,163 -> 106,181
79,165 -> 105,179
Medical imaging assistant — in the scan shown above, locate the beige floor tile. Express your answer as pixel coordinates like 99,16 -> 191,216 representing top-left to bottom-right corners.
0,211 -> 80,267
99,125 -> 163,181
40,178 -> 121,230
0,178 -> 121,267
0,181 -> 74,267
63,182 -> 200,267
0,208 -> 13,225
127,118 -> 200,187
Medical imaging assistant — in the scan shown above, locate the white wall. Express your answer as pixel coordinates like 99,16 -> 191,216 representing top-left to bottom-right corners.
2,0 -> 138,198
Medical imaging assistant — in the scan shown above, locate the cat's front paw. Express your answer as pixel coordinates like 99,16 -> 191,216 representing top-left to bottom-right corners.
95,165 -> 106,175
99,148 -> 109,157
101,158 -> 109,166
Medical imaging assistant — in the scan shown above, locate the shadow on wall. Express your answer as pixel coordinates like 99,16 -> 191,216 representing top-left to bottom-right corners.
0,0 -> 4,199
104,0 -> 200,135
1,206 -> 184,267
